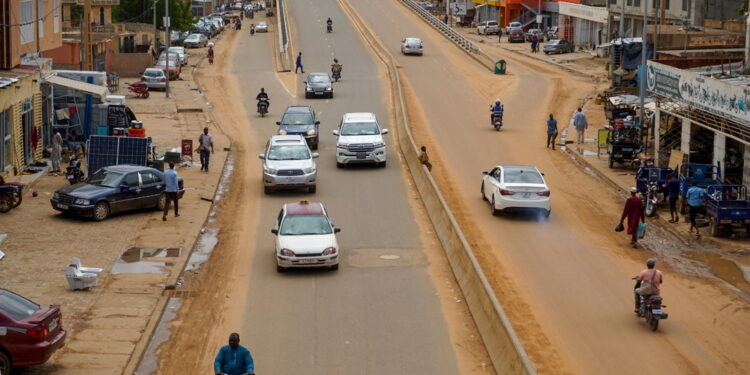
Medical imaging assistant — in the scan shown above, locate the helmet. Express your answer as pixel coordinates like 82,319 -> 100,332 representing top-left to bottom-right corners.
495,99 -> 501,105
646,258 -> 656,267
334,58 -> 338,63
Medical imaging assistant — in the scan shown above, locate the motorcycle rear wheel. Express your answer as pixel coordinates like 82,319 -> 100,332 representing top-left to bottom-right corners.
649,317 -> 659,331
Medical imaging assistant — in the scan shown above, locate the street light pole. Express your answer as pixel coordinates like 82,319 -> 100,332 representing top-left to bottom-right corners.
619,0 -> 625,38
640,0 -> 648,128
165,0 -> 170,98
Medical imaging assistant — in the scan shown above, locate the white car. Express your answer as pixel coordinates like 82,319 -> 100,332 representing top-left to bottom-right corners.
140,68 -> 167,90
401,37 -> 423,55
477,20 -> 500,35
183,33 -> 208,48
259,135 -> 319,194
481,165 -> 551,217
255,21 -> 268,32
272,201 -> 341,272
333,112 -> 388,167
168,46 -> 187,66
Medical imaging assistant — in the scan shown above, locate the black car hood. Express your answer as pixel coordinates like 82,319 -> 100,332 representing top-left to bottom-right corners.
307,82 -> 331,90
57,183 -> 113,198
280,124 -> 315,134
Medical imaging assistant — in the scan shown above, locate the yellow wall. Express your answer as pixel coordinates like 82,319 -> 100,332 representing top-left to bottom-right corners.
471,0 -> 505,6
0,71 -> 42,175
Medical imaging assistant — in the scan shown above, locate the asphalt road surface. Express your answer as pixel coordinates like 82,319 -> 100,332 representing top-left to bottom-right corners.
229,1 -> 464,374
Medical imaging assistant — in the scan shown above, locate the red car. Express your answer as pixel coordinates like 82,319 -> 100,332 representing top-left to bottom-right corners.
153,58 -> 181,80
0,289 -> 66,374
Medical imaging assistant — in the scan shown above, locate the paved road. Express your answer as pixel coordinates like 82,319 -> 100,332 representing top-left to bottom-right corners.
345,0 -> 750,373
230,2 -> 461,374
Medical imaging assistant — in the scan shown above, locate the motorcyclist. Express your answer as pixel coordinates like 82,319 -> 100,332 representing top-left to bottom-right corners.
331,58 -> 342,78
326,17 -> 333,31
250,23 -> 255,35
214,333 -> 254,375
633,258 -> 663,315
490,99 -> 504,123
256,88 -> 269,112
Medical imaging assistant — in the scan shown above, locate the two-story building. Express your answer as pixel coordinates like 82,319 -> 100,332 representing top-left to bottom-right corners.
0,0 -> 62,176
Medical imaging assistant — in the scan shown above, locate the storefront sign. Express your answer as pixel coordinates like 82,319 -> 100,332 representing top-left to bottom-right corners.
647,61 -> 750,127
451,1 -> 468,16
559,2 -> 607,24
181,139 -> 193,158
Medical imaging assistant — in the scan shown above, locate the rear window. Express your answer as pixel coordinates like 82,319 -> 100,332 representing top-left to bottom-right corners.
282,112 -> 313,125
503,168 -> 544,184
144,70 -> 163,77
0,290 -> 40,321
487,22 -> 498,26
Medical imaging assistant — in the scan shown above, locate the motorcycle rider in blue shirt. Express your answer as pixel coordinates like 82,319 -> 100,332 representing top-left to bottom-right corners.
490,99 -> 504,124
215,333 -> 254,375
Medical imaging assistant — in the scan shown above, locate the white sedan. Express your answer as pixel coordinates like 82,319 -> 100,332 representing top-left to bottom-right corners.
255,21 -> 268,33
272,201 -> 341,272
401,37 -> 423,55
481,165 -> 551,217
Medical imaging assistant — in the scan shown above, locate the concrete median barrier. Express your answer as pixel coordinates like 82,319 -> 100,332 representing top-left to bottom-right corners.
336,0 -> 536,373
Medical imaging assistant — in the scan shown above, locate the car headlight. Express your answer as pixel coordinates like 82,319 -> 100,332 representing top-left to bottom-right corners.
306,129 -> 316,136
325,87 -> 332,91
303,166 -> 316,174
337,143 -> 348,150
53,192 -> 60,200
306,87 -> 313,91
322,247 -> 337,255
373,142 -> 385,148
264,166 -> 278,175
74,198 -> 91,205
279,248 -> 295,257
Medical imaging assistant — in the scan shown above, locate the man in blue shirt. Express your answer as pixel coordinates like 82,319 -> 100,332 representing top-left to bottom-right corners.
685,181 -> 704,239
664,173 -> 680,223
163,162 -> 180,221
546,114 -> 558,150
490,99 -> 503,125
215,333 -> 254,375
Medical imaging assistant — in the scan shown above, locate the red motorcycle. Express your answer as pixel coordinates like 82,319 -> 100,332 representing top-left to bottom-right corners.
127,82 -> 150,99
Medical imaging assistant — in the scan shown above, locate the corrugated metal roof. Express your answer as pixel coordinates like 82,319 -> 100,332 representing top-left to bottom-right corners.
44,75 -> 109,98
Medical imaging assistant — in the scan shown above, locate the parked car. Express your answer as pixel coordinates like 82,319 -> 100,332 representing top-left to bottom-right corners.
50,165 -> 184,221
259,135 -> 319,194
304,73 -> 333,99
481,165 -> 551,217
170,30 -> 187,46
507,28 -> 525,43
477,20 -> 500,35
190,27 -> 212,38
158,51 -> 183,67
277,105 -> 320,149
183,33 -> 208,48
0,288 -> 67,375
525,28 -> 543,42
140,68 -> 167,90
543,39 -> 575,54
401,37 -> 423,55
506,21 -> 522,31
154,58 -> 180,80
255,21 -> 268,32
167,46 -> 187,66
272,201 -> 341,272
333,112 -> 388,168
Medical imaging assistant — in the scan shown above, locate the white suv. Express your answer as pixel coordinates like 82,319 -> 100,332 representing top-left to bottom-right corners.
259,135 -> 319,194
333,112 -> 388,168
477,21 -> 500,35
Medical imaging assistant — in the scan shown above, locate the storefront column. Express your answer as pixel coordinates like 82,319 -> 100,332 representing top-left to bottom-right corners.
653,109 -> 661,166
744,150 -> 750,187
681,119 -> 691,158
713,133 -> 726,179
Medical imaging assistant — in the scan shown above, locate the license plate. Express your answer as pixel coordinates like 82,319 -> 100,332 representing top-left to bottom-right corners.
522,193 -> 531,198
286,177 -> 294,182
48,318 -> 58,332
300,259 -> 318,264
57,204 -> 69,210
622,148 -> 633,151
315,92 -> 323,95
614,154 -> 622,158
356,152 -> 366,159
66,174 -> 75,180
652,309 -> 662,315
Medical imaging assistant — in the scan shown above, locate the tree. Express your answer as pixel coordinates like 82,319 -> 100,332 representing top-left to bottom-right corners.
113,0 -> 196,31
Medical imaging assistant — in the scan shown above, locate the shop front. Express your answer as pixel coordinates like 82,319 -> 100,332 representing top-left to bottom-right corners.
0,70 -> 43,176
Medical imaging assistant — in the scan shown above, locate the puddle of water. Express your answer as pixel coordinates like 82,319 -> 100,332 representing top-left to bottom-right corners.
111,247 -> 175,275
136,297 -> 182,375
186,227 -> 219,271
684,250 -> 750,294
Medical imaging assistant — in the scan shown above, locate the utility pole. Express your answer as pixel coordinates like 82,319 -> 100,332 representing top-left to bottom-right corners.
640,0 -> 648,129
745,0 -> 750,72
83,0 -> 92,70
153,0 -> 157,53
619,0 -> 625,38
445,0 -> 450,27
165,0 -> 170,98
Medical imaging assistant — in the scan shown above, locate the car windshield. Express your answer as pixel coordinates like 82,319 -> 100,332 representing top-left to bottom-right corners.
503,168 -> 544,184
86,170 -> 123,187
281,112 -> 313,125
341,122 -> 379,135
144,70 -> 162,77
156,60 -> 177,67
488,22 -> 498,26
267,145 -> 311,160
258,22 -> 267,27
309,75 -> 330,83
0,290 -> 40,321
547,40 -> 560,45
186,34 -> 200,40
406,38 -> 421,45
280,215 -> 332,235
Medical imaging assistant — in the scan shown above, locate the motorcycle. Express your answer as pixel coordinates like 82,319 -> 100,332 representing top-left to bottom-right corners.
632,276 -> 668,331
127,82 -> 149,99
491,112 -> 503,131
250,26 -> 255,35
327,24 -> 333,33
0,182 -> 24,213
331,65 -> 342,82
257,98 -> 269,117
66,154 -> 85,185
644,181 -> 662,217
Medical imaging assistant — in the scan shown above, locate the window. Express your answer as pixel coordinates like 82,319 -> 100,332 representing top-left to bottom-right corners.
99,7 -> 104,25
682,0 -> 688,11
20,0 -> 34,44
21,99 -> 33,165
0,110 -> 11,171
139,171 -> 160,184
38,0 -> 44,38
627,0 -> 632,5
0,290 -> 40,321
123,173 -> 141,187
54,0 -> 60,33
634,0 -> 641,7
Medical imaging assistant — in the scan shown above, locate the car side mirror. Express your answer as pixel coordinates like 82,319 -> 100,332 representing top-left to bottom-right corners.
332,130 -> 339,136
271,229 -> 278,234
334,228 -> 341,233
303,81 -> 307,84
541,172 -> 545,176
315,121 -> 320,125
401,39 -> 405,43
381,129 -> 389,135
311,152 -> 320,159
258,154 -> 266,160
482,171 -> 489,175
275,121 -> 281,125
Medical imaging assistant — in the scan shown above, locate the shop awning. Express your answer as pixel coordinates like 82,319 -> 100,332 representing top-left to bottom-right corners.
45,75 -> 109,99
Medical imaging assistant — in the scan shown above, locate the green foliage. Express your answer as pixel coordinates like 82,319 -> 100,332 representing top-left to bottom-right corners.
112,0 -> 197,31
738,2 -> 746,16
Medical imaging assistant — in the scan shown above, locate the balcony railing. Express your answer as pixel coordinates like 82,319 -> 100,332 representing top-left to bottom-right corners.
63,0 -> 120,5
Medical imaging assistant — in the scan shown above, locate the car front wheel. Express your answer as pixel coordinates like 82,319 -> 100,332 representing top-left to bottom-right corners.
93,202 -> 110,221
0,350 -> 11,375
157,193 -> 167,210
490,196 -> 499,216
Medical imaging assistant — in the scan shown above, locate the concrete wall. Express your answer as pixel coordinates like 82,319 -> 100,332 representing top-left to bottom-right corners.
109,53 -> 154,77
5,0 -> 63,68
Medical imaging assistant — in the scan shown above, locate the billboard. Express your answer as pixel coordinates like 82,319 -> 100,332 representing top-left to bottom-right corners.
647,61 -> 750,127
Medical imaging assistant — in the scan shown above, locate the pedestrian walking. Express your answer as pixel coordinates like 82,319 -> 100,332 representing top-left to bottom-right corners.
419,146 -> 432,172
546,114 -> 558,150
497,28 -> 503,43
620,187 -> 645,247
295,52 -> 304,74
685,181 -> 705,239
664,173 -> 680,223
198,127 -> 214,172
51,131 -> 63,173
531,33 -> 539,52
572,108 -> 588,144
162,162 -> 180,221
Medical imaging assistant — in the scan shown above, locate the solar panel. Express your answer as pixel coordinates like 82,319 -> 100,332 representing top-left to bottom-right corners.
87,136 -> 149,175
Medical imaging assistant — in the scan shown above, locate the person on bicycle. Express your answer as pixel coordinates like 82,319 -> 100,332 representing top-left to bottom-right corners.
214,332 -> 254,375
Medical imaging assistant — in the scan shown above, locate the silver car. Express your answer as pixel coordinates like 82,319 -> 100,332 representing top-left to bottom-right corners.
259,135 -> 319,194
256,21 -> 268,33
141,68 -> 167,90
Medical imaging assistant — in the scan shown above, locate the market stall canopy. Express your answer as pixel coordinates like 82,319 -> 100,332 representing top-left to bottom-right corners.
44,75 -> 110,99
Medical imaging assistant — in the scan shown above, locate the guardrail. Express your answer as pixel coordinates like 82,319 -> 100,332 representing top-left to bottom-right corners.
276,0 -> 291,71
399,0 -> 479,55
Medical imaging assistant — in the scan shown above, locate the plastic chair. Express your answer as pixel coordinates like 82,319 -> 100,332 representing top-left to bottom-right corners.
71,257 -> 103,274
66,265 -> 98,290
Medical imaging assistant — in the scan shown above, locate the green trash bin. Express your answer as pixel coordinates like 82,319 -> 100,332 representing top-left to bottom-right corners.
494,59 -> 506,74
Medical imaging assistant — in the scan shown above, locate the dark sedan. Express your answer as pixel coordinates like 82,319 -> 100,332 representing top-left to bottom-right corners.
507,28 -> 525,43
543,39 -> 575,54
0,289 -> 67,375
277,105 -> 320,149
50,165 -> 184,221
304,73 -> 333,98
